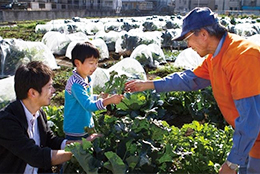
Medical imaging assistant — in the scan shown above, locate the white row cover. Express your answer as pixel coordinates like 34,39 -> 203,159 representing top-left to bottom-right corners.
0,38 -> 58,78
0,37 -> 58,107
36,15 -> 260,51
130,43 -> 166,68
91,58 -> 147,93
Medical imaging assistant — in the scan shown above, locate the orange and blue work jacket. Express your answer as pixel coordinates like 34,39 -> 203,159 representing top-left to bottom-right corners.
154,32 -> 260,166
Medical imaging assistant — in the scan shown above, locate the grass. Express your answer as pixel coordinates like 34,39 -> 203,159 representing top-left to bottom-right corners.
0,20 -> 47,41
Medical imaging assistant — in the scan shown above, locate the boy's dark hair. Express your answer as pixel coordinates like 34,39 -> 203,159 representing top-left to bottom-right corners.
71,42 -> 100,67
14,61 -> 54,100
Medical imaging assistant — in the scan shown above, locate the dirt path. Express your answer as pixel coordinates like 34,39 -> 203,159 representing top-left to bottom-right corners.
55,56 -> 72,67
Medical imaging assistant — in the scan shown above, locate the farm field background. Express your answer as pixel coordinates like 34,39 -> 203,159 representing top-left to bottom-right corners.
1,13 -> 259,173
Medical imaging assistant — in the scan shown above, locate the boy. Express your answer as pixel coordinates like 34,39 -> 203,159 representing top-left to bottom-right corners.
64,42 -> 123,140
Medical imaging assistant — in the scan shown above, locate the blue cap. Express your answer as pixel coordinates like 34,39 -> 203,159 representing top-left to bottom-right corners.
173,7 -> 218,41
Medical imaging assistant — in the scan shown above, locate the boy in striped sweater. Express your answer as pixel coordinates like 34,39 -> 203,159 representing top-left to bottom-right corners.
64,42 -> 123,140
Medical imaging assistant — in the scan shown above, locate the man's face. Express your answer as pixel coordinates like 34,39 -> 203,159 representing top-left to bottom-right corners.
37,79 -> 55,106
184,30 -> 209,58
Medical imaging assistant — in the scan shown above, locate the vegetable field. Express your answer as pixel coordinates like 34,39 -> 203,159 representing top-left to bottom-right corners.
2,13 -> 259,173
44,70 -> 233,173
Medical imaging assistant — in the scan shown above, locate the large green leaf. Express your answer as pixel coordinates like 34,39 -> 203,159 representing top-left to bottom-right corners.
125,155 -> 139,170
117,92 -> 147,110
158,143 -> 177,163
104,151 -> 127,174
66,142 -> 100,174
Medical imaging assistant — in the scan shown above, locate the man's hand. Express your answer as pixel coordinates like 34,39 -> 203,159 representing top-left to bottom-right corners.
219,162 -> 237,174
66,133 -> 104,145
85,133 -> 104,142
125,80 -> 155,92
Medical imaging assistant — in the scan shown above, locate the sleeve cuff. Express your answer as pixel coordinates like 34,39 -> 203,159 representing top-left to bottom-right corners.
96,99 -> 106,110
92,94 -> 99,101
227,150 -> 248,166
60,139 -> 67,150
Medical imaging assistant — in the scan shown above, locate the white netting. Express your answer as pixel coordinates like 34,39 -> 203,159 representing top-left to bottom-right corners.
86,21 -> 105,35
95,30 -> 126,52
115,29 -> 162,53
0,38 -> 58,78
13,39 -> 59,69
0,76 -> 15,108
0,37 -> 59,106
91,58 -> 146,92
129,44 -> 166,68
65,39 -> 109,61
246,34 -> 260,46
42,31 -> 71,55
174,48 -> 205,70
89,38 -> 109,60
108,57 -> 147,80
67,32 -> 89,42
90,67 -> 110,91
231,23 -> 258,37
104,21 -> 123,32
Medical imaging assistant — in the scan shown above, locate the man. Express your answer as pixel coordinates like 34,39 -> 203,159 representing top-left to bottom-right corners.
125,7 -> 260,174
0,61 -> 100,173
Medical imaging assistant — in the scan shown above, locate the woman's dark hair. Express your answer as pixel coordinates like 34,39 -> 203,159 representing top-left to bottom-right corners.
71,41 -> 100,67
14,61 -> 54,100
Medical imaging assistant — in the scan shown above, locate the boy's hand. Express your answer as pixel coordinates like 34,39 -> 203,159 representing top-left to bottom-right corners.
102,94 -> 124,106
99,92 -> 108,99
110,94 -> 124,104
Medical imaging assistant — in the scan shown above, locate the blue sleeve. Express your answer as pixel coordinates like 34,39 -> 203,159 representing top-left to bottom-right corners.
227,95 -> 260,165
153,70 -> 211,92
92,94 -> 99,101
71,83 -> 105,111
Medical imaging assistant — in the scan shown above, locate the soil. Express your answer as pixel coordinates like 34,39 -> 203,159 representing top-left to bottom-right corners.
166,114 -> 193,128
55,56 -> 72,67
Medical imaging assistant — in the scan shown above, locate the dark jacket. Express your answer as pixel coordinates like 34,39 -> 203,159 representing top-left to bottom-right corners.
0,100 -> 65,173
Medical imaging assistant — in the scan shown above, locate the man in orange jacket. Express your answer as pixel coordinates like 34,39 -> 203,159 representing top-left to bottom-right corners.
125,7 -> 260,174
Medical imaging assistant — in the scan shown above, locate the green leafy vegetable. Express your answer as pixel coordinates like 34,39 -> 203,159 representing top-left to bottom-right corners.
104,70 -> 128,94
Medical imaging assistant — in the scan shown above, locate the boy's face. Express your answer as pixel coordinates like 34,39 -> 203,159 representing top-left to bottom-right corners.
76,56 -> 98,79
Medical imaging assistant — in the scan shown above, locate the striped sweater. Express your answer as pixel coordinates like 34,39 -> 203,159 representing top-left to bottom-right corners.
63,70 -> 105,136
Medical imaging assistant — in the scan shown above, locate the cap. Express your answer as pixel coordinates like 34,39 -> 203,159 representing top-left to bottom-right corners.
173,7 -> 218,41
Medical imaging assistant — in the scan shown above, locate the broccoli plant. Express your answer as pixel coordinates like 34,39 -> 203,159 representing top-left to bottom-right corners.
104,70 -> 128,94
